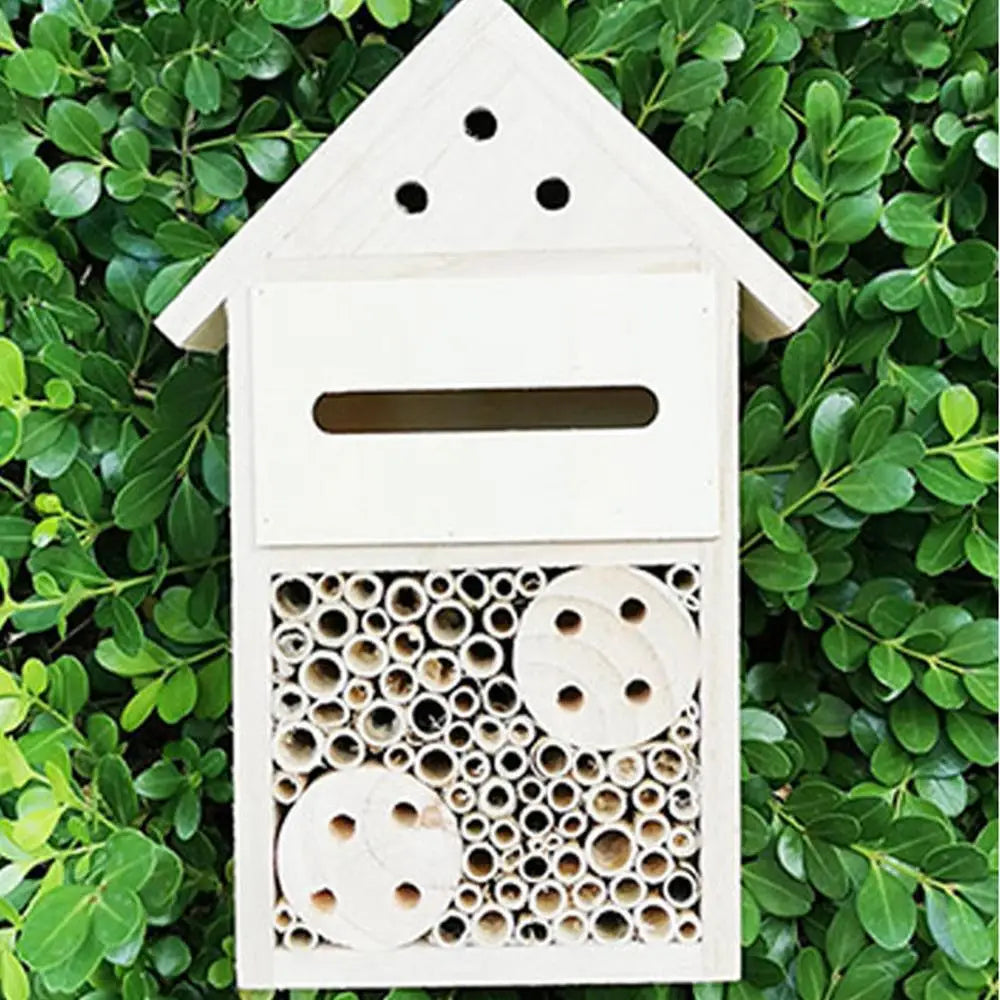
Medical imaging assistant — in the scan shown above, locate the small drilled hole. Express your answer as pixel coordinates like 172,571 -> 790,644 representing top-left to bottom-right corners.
395,181 -> 428,214
536,177 -> 570,211
394,882 -> 421,908
557,684 -> 584,711
329,814 -> 355,839
392,801 -> 416,826
620,597 -> 646,623
311,888 -> 336,911
625,678 -> 652,704
464,107 -> 497,140
554,609 -> 582,635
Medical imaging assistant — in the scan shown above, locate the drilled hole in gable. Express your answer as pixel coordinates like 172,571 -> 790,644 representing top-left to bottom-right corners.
620,597 -> 647,623
395,181 -> 428,214
329,814 -> 355,840
557,684 -> 585,712
536,177 -> 570,211
394,882 -> 422,908
464,107 -> 497,140
554,609 -> 582,635
311,888 -> 336,911
625,678 -> 652,704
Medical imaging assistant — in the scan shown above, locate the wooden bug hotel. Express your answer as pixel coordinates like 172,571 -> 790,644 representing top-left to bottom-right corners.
156,0 -> 818,988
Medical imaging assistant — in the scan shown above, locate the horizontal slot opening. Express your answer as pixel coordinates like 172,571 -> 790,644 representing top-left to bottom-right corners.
313,387 -> 657,434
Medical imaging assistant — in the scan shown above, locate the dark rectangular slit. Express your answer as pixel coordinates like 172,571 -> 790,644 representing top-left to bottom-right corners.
313,387 -> 657,434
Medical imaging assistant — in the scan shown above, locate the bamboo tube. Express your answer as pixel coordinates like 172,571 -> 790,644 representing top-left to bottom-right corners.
483,676 -> 521,718
554,909 -> 588,945
478,776 -> 515,818
489,817 -> 521,851
590,906 -> 633,943
533,738 -> 571,778
379,664 -> 417,704
552,844 -> 585,884
517,775 -> 545,805
417,650 -> 460,693
386,576 -> 428,623
343,635 -> 388,677
299,652 -> 346,699
664,866 -> 701,908
283,923 -> 318,950
668,824 -> 699,857
414,744 -> 457,787
272,682 -> 307,722
636,900 -> 676,942
430,911 -> 468,947
459,750 -> 490,784
344,677 -> 374,711
483,601 -> 518,640
455,883 -> 483,914
273,623 -> 312,664
490,571 -> 516,601
324,728 -> 365,769
271,574 -> 317,621
637,846 -> 674,883
584,784 -> 627,824
273,722 -> 324,772
472,717 -> 505,753
495,875 -> 527,910
667,783 -> 700,823
507,714 -> 536,748
517,915 -> 551,945
499,846 -> 522,874
681,698 -> 700,722
308,698 -> 348,730
558,810 -> 586,839
456,570 -> 490,610
427,601 -> 473,647
632,779 -> 667,814
462,843 -> 498,883
470,905 -> 512,946
636,815 -> 668,847
308,604 -> 357,649
669,717 -> 700,748
344,572 -> 383,611
676,909 -> 702,942
460,811 -> 489,842
273,899 -> 294,932
273,771 -> 305,805
585,824 -> 637,876
358,701 -> 405,747
666,563 -> 699,595
459,634 -> 503,680
607,748 -> 645,788
610,874 -> 647,908
445,720 -> 473,752
273,656 -> 295,680
546,778 -> 580,812
446,781 -> 475,814
424,569 -> 455,601
384,742 -> 414,772
360,607 -> 391,638
571,748 -> 606,786
388,624 -> 425,664
571,875 -> 606,911
316,573 -> 344,603
520,803 -> 554,838
646,742 -> 688,784
529,880 -> 567,919
518,851 -> 550,883
495,745 -> 529,781
449,685 -> 480,719
408,692 -> 451,740
515,566 -> 545,598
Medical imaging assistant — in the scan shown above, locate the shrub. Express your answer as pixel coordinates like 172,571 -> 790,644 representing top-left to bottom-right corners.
0,0 -> 995,997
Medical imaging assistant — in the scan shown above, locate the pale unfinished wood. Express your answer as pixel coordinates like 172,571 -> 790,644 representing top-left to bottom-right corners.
153,0 -> 817,350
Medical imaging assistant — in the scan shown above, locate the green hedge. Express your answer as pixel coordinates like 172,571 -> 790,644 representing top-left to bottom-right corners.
0,0 -> 996,996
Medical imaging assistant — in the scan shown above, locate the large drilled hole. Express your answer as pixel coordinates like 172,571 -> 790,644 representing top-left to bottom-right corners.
275,578 -> 311,617
310,888 -> 336,911
536,177 -> 570,211
619,597 -> 647,623
557,684 -> 585,712
287,927 -> 313,948
625,678 -> 652,705
594,909 -> 629,941
554,608 -> 582,635
395,181 -> 428,214
329,814 -> 355,840
394,882 -> 421,909
464,107 -> 497,140
592,830 -> 631,871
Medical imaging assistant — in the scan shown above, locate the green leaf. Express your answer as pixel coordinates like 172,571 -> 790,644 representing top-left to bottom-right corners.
805,80 -> 842,151
93,885 -> 143,949
46,100 -> 102,157
112,468 -> 175,530
941,619 -> 998,665
935,240 -> 997,286
44,162 -> 102,219
167,478 -> 218,562
781,330 -> 826,406
889,689 -> 939,753
96,754 -> 138,824
938,385 -> 979,440
883,816 -> 952,865
915,457 -> 986,504
881,193 -> 941,248
120,679 -> 164,731
157,665 -> 197,723
945,711 -> 998,765
796,947 -> 828,1000
917,514 -> 971,575
811,392 -> 857,473
832,464 -> 914,513
824,190 -> 882,244
18,885 -> 92,970
856,865 -> 916,950
0,340 -> 26,405
5,48 -> 59,97
925,888 -> 993,968
744,545 -> 817,592
657,60 -> 728,114
366,0 -> 409,27
103,829 -> 157,891
744,858 -> 815,916
143,259 -> 201,314
329,0 -> 364,17
184,56 -> 221,113
901,21 -> 950,68
191,151 -> 247,199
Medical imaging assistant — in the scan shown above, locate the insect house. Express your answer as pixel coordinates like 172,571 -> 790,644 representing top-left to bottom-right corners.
155,0 -> 819,987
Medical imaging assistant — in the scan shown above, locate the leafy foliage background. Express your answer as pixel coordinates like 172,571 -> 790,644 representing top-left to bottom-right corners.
0,0 -> 996,995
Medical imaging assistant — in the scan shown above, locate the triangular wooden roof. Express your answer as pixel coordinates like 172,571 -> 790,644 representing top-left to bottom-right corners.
156,0 -> 818,351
